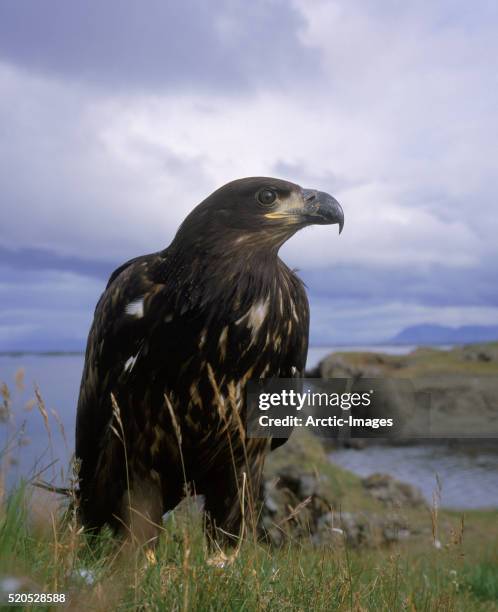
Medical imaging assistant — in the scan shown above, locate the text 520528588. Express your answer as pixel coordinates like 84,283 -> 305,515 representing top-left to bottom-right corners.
6,592 -> 66,605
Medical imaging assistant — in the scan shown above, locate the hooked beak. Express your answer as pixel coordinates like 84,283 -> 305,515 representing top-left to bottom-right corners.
301,189 -> 344,233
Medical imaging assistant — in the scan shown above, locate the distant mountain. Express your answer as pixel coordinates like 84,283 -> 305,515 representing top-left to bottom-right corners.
390,324 -> 498,345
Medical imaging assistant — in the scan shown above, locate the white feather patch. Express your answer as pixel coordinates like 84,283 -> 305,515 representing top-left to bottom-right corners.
125,298 -> 144,319
236,297 -> 269,339
124,354 -> 139,373
249,300 -> 269,330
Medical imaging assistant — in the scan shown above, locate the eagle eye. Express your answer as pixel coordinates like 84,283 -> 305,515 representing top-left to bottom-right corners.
257,188 -> 277,206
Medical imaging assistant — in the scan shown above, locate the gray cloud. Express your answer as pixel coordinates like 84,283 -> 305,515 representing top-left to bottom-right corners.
272,160 -> 365,194
0,0 -> 318,91
0,67 -> 212,261
0,247 -> 115,280
303,264 -> 498,309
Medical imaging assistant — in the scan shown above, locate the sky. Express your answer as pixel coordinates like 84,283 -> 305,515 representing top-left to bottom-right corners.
0,0 -> 497,350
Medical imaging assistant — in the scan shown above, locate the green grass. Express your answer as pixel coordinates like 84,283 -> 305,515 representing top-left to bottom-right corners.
1,478 -> 497,611
465,561 -> 498,603
330,342 -> 498,377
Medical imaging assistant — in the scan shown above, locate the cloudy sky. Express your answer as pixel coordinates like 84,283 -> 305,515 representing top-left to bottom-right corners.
0,0 -> 497,350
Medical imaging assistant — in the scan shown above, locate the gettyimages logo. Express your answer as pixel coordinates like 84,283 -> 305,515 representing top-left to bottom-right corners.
257,388 -> 374,411
246,378 -> 425,439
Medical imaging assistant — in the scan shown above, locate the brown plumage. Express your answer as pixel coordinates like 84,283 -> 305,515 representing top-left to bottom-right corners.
75,177 -> 343,545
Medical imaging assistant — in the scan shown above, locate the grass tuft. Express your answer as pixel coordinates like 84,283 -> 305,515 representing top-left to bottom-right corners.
465,562 -> 498,603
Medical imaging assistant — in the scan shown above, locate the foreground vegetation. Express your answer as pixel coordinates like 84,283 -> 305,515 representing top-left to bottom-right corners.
0,485 -> 497,611
1,434 -> 497,611
1,356 -> 497,610
0,488 -> 497,611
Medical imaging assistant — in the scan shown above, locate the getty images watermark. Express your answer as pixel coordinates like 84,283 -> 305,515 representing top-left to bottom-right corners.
257,387 -> 393,430
246,377 -> 498,439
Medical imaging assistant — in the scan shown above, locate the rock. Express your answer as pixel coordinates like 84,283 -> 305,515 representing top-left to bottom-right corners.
315,354 -> 383,379
343,438 -> 368,449
259,466 -> 332,545
383,524 -> 411,542
0,575 -> 40,598
361,473 -> 426,508
461,344 -> 498,363
259,464 -> 417,548
262,481 -> 280,515
276,467 -> 322,499
312,510 -> 414,548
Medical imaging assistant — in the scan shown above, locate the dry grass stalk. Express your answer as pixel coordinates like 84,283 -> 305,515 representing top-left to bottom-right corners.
15,367 -> 25,392
110,393 -> 132,538
0,381 -> 12,423
431,472 -> 443,548
279,496 -> 312,526
34,384 -> 53,451
182,529 -> 191,612
50,407 -> 69,455
164,392 -> 187,486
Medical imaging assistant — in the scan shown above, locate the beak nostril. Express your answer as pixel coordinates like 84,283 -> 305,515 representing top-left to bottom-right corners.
303,191 -> 317,203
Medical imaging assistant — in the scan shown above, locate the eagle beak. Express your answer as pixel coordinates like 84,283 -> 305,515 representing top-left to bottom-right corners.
301,189 -> 344,233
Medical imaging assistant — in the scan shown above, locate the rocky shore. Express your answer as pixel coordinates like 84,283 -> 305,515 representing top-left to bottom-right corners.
306,342 -> 498,441
258,343 -> 498,546
260,429 -> 432,548
307,342 -> 498,379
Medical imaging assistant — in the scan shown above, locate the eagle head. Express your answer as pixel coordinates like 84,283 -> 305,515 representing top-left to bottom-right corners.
173,176 -> 344,253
